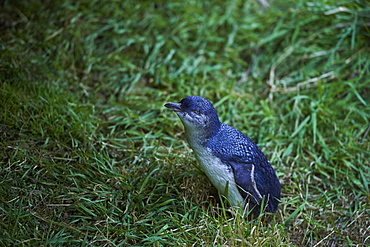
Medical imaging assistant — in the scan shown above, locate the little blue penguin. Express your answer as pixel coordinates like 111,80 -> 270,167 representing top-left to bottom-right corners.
165,96 -> 280,214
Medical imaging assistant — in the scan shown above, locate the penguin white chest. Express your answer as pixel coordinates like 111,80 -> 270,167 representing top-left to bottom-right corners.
191,145 -> 244,207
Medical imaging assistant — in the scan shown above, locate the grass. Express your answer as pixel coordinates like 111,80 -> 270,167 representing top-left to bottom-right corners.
1,0 -> 369,246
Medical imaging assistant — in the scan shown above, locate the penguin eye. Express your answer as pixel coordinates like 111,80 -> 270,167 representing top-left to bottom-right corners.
192,110 -> 201,115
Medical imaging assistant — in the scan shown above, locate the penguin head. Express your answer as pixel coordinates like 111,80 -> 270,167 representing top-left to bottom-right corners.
165,96 -> 221,138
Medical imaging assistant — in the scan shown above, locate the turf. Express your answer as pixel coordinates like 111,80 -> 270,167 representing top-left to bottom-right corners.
1,0 -> 369,246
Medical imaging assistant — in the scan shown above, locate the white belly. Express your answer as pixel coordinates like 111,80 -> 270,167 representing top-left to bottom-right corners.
193,147 -> 244,207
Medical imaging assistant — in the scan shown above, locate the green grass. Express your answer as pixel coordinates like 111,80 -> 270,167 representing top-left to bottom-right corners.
1,0 -> 369,246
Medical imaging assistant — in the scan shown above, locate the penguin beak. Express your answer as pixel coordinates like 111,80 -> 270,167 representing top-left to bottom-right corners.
165,102 -> 183,112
